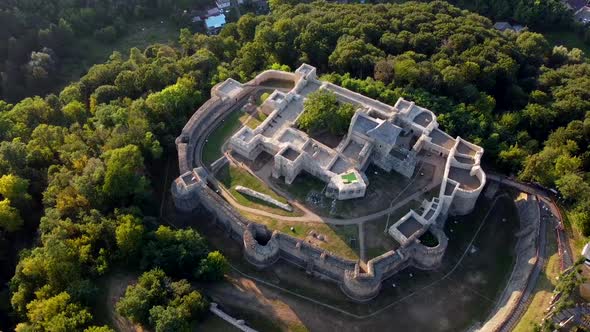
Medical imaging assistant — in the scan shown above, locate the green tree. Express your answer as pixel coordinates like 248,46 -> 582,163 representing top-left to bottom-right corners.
498,145 -> 528,173
115,214 -> 144,260
114,71 -> 139,97
23,292 -> 92,332
62,101 -> 88,125
297,90 -> 355,136
26,124 -> 67,167
197,251 -> 228,281
0,174 -> 30,205
84,326 -> 115,332
116,269 -> 169,325
516,32 -> 549,62
149,305 -> 190,332
145,77 -> 201,140
556,174 -> 590,201
102,144 -> 148,202
0,199 -> 23,232
329,36 -> 385,77
142,226 -> 208,276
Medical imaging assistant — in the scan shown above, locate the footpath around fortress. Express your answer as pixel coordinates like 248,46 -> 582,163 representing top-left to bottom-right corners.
171,64 -> 487,301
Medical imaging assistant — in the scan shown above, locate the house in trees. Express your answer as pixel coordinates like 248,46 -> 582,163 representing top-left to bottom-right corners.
565,0 -> 590,23
493,22 -> 526,32
575,6 -> 590,23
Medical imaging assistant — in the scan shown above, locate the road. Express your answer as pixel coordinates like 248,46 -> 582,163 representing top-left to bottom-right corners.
487,173 -> 575,332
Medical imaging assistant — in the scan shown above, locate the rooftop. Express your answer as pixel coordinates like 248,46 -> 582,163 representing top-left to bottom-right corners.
413,111 -> 433,127
217,78 -> 242,97
448,167 -> 481,190
398,216 -> 423,238
351,113 -> 379,135
456,141 -> 477,157
430,129 -> 456,150
342,140 -> 364,160
367,121 -> 401,146
282,147 -> 300,161
226,64 -> 484,204
330,157 -> 351,174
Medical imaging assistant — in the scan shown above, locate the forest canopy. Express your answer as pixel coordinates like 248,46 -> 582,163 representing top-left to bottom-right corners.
1,0 -> 590,330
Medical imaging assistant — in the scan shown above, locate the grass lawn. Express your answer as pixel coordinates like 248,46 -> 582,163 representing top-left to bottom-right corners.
241,211 -> 360,260
59,18 -> 180,89
275,171 -> 326,201
341,172 -> 358,183
202,110 -> 246,166
240,110 -> 267,129
217,165 -> 303,217
544,29 -> 590,55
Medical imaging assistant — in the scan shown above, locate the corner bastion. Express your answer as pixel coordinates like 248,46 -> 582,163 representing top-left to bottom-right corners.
171,64 -> 485,302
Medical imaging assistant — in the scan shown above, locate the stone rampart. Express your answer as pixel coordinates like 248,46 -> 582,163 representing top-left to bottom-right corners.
235,186 -> 292,212
250,70 -> 298,87
173,164 -> 450,301
408,226 -> 448,269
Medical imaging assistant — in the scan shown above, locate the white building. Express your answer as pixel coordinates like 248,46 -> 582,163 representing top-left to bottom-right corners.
225,64 -> 485,210
216,0 -> 232,9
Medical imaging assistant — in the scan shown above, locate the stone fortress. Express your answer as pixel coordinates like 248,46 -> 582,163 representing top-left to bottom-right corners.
171,64 -> 487,301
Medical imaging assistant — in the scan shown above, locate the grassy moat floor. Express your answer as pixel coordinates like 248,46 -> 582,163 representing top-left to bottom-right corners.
165,189 -> 521,332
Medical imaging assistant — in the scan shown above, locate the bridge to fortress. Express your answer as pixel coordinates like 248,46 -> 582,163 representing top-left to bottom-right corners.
171,64 -> 487,302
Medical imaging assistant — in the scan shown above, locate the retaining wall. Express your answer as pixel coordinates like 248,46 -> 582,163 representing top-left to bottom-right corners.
478,193 -> 540,331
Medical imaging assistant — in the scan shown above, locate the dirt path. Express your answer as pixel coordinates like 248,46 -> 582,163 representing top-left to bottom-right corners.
104,272 -> 141,332
207,276 -> 312,331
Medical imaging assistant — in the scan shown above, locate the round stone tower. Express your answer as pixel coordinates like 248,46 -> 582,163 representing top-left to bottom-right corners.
341,264 -> 382,302
242,223 -> 280,268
